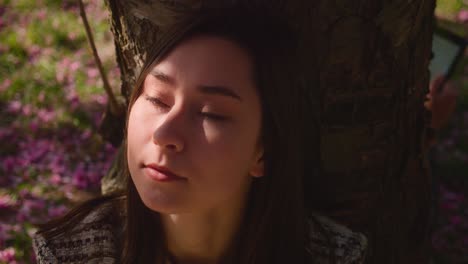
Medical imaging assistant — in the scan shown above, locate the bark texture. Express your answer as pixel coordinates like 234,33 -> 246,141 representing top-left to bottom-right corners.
101,1 -> 435,263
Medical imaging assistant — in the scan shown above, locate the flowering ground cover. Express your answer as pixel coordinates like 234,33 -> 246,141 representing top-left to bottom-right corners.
0,0 -> 119,262
1,0 -> 468,263
430,1 -> 468,263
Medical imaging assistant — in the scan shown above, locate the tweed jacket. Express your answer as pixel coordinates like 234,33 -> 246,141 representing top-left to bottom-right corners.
33,205 -> 367,263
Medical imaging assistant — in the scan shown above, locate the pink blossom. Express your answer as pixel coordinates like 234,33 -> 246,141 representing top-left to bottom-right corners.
49,173 -> 61,185
28,44 -> 41,62
68,32 -> 77,40
56,68 -> 66,83
66,92 -> 80,110
0,247 -> 16,263
6,100 -> 21,113
36,9 -> 47,20
80,129 -> 92,140
93,94 -> 108,105
0,194 -> 16,209
22,104 -> 32,116
48,156 -> 65,175
72,165 -> 88,189
70,61 -> 80,72
87,68 -> 99,78
458,10 -> 468,23
22,139 -> 51,163
37,109 -> 56,123
56,58 -> 71,82
0,78 -> 11,92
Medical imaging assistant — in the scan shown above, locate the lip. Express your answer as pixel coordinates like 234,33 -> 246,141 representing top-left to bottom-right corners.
143,164 -> 186,182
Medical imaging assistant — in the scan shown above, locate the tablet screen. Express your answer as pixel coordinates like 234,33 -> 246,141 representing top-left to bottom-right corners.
429,34 -> 462,81
429,29 -> 466,81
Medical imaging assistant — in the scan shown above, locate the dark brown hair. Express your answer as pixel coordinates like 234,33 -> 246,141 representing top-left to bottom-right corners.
38,7 -> 319,264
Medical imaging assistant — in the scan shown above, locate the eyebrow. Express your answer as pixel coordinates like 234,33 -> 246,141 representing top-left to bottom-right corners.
150,70 -> 175,85
150,69 -> 242,102
198,85 -> 242,102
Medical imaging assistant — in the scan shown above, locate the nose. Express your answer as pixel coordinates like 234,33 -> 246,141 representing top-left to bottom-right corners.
152,108 -> 185,152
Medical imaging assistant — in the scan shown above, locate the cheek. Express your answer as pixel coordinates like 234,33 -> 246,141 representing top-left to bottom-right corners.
126,100 -> 152,170
193,122 -> 260,179
128,99 -> 156,141
189,137 -> 255,209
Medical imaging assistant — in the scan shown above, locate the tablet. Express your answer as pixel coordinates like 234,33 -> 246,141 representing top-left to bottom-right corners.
429,27 -> 467,82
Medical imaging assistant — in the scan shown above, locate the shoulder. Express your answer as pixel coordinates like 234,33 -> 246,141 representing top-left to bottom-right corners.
33,199 -> 122,264
306,213 -> 368,264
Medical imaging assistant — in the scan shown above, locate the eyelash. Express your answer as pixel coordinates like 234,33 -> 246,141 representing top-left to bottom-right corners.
145,95 -> 169,109
144,95 -> 229,122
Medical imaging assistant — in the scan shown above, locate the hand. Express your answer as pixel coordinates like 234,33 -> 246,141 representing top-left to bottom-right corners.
424,75 -> 459,129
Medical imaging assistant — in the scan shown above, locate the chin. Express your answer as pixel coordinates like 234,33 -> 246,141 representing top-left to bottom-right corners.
138,189 -> 187,214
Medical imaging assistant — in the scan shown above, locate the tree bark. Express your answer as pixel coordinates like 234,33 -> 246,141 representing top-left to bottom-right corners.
102,1 -> 435,263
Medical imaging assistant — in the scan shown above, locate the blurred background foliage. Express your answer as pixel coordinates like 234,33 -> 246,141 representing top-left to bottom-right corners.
0,0 -> 468,263
430,1 -> 468,263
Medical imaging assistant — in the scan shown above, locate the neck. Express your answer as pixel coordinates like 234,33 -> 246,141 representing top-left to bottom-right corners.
161,195 -> 248,264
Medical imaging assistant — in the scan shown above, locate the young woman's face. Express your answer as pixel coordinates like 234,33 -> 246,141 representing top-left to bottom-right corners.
127,36 -> 263,214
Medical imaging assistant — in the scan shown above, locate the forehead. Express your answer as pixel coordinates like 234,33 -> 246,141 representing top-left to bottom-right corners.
152,35 -> 255,89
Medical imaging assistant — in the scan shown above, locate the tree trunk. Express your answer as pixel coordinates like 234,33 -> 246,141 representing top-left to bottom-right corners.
101,1 -> 435,263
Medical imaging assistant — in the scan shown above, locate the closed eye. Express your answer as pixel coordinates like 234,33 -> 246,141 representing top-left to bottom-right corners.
145,95 -> 229,121
200,112 -> 229,121
144,95 -> 169,109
